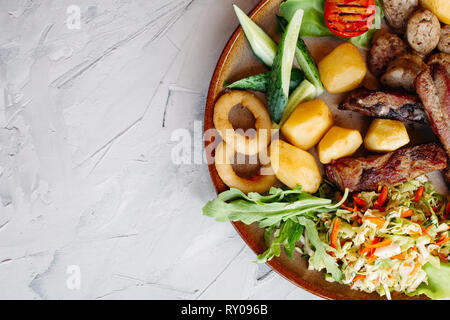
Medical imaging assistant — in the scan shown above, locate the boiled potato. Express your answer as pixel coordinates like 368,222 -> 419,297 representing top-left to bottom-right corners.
364,119 -> 410,152
420,0 -> 450,24
317,126 -> 363,164
281,99 -> 333,150
270,139 -> 321,193
318,43 -> 367,94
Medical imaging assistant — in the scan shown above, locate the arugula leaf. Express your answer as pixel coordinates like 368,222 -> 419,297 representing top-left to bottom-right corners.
408,262 -> 450,299
280,0 -> 384,50
203,185 -> 348,283
257,219 -> 304,262
297,216 -> 342,282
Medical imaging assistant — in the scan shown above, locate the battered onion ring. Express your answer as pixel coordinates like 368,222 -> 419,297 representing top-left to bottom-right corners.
214,90 -> 272,155
215,141 -> 276,194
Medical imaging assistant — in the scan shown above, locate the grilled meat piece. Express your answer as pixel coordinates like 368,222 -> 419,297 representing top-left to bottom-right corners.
428,53 -> 450,73
338,88 -> 428,124
415,58 -> 450,154
325,143 -> 447,192
415,53 -> 450,186
445,167 -> 450,186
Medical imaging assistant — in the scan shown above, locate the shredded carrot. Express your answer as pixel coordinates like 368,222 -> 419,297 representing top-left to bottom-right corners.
413,186 -> 424,202
390,253 -> 407,260
367,255 -> 377,264
374,186 -> 388,209
421,225 -> 435,242
363,216 -> 386,228
352,274 -> 366,284
410,263 -> 421,275
401,209 -> 413,218
436,235 -> 449,246
438,253 -> 448,263
359,246 -> 370,256
369,237 -> 380,256
341,204 -> 358,212
365,238 -> 392,249
330,218 -> 341,249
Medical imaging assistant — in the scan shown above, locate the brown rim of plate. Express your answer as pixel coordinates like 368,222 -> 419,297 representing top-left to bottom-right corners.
203,0 -> 429,300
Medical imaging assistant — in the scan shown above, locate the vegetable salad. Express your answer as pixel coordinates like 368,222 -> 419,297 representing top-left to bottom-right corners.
203,177 -> 450,299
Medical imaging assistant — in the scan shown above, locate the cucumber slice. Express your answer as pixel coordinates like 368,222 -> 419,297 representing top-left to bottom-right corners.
233,5 -> 278,68
276,15 -> 324,96
277,79 -> 316,128
267,9 -> 304,124
225,69 -> 304,93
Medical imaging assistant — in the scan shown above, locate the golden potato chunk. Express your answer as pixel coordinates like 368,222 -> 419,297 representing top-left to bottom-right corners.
364,119 -> 410,153
281,99 -> 333,150
270,139 -> 322,193
318,43 -> 367,94
420,0 -> 450,24
317,126 -> 363,164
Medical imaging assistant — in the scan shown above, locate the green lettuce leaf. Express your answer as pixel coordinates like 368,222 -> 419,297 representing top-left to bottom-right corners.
280,0 -> 332,38
409,262 -> 450,299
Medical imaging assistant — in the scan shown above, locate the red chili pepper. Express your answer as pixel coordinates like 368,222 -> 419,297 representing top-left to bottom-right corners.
341,204 -> 358,212
445,202 -> 450,220
353,195 -> 367,207
330,218 -> 341,249
374,186 -> 388,209
413,186 -> 424,203
324,0 -> 377,38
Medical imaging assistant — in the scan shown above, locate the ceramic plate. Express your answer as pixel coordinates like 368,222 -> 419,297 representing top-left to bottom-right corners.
204,0 -> 433,300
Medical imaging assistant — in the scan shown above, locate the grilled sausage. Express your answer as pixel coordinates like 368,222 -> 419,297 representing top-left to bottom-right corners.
381,0 -> 419,33
381,53 -> 427,92
325,143 -> 447,192
438,25 -> 450,54
368,31 -> 407,76
406,9 -> 441,57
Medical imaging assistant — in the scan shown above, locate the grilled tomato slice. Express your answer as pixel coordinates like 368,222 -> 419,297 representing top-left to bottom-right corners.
324,0 -> 377,38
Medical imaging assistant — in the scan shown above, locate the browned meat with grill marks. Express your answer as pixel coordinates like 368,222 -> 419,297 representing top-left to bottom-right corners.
415,57 -> 450,154
325,143 -> 447,192
415,53 -> 450,186
338,88 -> 428,124
445,167 -> 450,186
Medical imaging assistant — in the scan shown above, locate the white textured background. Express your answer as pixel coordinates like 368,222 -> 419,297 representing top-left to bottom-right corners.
0,0 -> 319,299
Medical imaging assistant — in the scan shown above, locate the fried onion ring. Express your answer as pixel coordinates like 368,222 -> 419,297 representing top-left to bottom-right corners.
214,90 -> 271,155
215,141 -> 276,194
